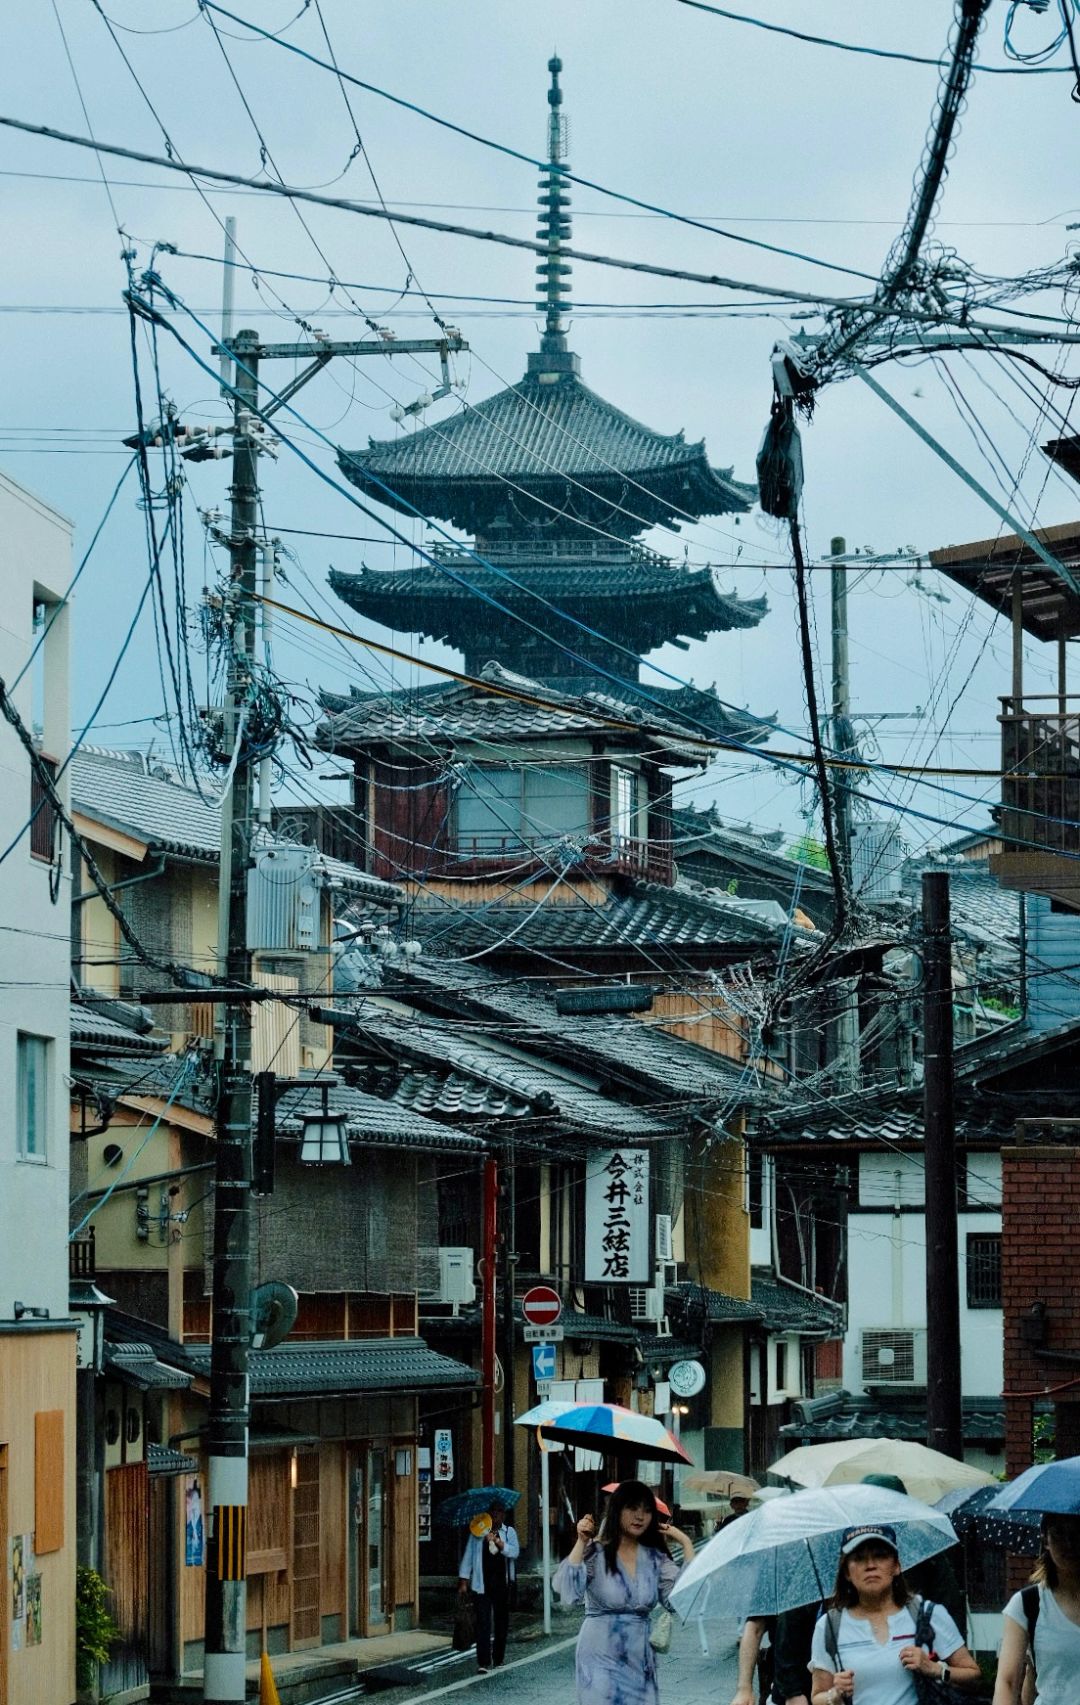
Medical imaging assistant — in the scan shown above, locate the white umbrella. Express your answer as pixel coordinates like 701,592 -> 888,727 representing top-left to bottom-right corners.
770,1439 -> 995,1507
668,1482 -> 958,1622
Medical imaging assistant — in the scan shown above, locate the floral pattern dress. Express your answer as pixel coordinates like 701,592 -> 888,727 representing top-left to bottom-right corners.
553,1542 -> 681,1705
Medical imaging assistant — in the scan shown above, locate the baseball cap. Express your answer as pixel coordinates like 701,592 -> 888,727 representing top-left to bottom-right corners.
840,1524 -> 898,1557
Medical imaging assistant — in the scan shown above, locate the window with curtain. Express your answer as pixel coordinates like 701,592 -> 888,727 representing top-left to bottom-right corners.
17,1032 -> 50,1161
455,764 -> 589,853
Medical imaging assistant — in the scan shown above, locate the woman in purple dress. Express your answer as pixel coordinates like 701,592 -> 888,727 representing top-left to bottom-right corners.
553,1481 -> 695,1705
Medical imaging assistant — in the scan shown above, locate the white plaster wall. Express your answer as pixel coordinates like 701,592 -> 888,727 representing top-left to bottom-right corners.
843,1160 -> 1003,1399
0,472 -> 72,1321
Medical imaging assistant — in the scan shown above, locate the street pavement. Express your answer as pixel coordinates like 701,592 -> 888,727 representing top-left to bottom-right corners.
363,1600 -> 744,1705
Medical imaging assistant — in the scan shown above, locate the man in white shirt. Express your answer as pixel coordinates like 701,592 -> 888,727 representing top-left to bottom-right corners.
458,1502 -> 521,1672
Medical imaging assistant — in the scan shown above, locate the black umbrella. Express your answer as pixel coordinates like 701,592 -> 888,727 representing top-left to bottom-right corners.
936,1484 -> 1042,1557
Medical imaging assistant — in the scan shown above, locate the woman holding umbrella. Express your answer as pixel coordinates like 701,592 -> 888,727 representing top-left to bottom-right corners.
554,1480 -> 695,1705
808,1523 -> 978,1704
992,1515 -> 1080,1705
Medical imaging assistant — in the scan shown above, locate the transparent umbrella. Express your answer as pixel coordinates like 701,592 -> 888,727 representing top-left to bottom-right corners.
669,1482 -> 958,1621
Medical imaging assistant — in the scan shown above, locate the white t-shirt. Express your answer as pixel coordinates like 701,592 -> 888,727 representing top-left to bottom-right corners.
809,1600 -> 965,1705
1004,1585 -> 1080,1703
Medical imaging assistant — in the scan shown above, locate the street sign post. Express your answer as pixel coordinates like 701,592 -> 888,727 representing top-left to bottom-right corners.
521,1285 -> 562,1327
523,1324 -> 564,1343
532,1342 -> 556,1382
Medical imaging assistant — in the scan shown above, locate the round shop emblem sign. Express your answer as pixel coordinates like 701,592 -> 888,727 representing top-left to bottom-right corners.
668,1359 -> 706,1398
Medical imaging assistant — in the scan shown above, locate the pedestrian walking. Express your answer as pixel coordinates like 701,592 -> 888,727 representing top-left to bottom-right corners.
553,1480 -> 696,1705
992,1514 -> 1080,1705
720,1495 -> 752,1530
808,1523 -> 978,1704
458,1500 -> 520,1672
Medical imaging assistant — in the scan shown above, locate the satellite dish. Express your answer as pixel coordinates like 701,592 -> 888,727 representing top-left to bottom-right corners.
250,1282 -> 299,1351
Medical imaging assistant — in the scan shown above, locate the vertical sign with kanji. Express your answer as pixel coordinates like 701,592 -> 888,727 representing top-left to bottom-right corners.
433,1427 -> 454,1481
585,1148 -> 650,1282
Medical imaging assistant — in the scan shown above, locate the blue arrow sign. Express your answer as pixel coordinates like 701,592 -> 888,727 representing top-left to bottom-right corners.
532,1342 -> 556,1382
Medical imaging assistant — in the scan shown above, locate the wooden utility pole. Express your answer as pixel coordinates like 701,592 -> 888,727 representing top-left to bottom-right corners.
922,871 -> 963,1459
481,1156 -> 499,1485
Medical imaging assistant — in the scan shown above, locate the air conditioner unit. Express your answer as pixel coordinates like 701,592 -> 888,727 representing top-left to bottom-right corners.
861,1327 -> 928,1387
438,1247 -> 476,1306
630,1287 -> 665,1323
655,1214 -> 673,1263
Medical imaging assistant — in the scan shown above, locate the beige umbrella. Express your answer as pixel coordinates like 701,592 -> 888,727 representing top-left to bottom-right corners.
769,1438 -> 995,1507
682,1470 -> 760,1499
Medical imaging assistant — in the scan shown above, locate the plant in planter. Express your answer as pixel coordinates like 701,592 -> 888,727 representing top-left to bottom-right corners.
75,1566 -> 120,1701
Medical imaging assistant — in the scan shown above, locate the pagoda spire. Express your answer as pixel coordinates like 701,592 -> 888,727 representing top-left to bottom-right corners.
536,56 -> 572,355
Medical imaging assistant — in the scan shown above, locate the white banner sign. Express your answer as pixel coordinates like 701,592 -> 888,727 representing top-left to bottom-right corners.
585,1148 -> 650,1282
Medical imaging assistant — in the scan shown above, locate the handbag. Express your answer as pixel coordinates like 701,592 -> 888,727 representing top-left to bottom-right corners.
648,1607 -> 673,1653
451,1595 -> 476,1653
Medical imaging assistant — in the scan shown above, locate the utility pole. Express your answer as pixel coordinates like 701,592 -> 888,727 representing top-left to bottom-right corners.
922,870 -> 963,1459
829,534 -> 854,891
203,327 -> 260,1705
481,1156 -> 499,1485
501,1135 -> 517,1492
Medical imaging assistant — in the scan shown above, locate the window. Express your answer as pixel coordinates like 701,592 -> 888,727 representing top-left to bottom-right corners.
17,1033 -> 49,1161
612,767 -> 636,843
966,1233 -> 1002,1309
774,1340 -> 788,1393
29,753 -> 58,863
455,765 -> 589,854
747,1151 -> 765,1229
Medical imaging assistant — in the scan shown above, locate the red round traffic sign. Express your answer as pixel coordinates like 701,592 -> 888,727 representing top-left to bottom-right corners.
521,1285 -> 562,1326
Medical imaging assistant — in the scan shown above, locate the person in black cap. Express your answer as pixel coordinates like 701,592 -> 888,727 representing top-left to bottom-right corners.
809,1524 -> 978,1705
859,1474 -> 965,1628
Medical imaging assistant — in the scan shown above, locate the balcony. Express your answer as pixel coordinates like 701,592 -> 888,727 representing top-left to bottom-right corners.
996,694 -> 1080,905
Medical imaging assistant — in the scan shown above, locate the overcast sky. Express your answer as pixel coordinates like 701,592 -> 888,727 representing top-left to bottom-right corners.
4,0 -> 1080,849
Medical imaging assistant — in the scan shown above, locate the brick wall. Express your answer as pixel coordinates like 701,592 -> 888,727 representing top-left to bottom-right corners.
1002,1140 -> 1080,1478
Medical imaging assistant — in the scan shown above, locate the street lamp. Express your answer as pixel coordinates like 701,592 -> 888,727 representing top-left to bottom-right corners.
298,1110 -> 350,1167
253,1072 -> 350,1191
69,1280 -> 113,1374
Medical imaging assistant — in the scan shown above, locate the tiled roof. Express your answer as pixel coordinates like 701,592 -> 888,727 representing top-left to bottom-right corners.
338,365 -> 754,533
174,1336 -> 478,1398
147,1442 -> 200,1476
671,805 -> 836,899
409,879 -> 797,960
71,747 -> 399,903
318,669 -> 713,763
103,1340 -> 193,1391
779,1395 -> 1005,1444
391,951 -> 754,1107
671,1283 -> 763,1325
328,557 -> 767,655
896,858 -> 1019,960
750,1271 -> 843,1335
756,1087 -> 1021,1147
71,1002 -> 165,1057
335,1009 -> 676,1136
268,1079 -> 487,1153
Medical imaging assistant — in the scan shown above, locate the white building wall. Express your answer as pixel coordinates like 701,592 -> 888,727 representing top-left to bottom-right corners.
0,472 -> 72,1320
842,1150 -> 1002,1399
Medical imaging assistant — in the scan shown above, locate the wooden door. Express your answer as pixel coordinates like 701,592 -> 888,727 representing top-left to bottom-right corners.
0,1446 -> 8,1705
363,1448 -> 391,1636
102,1462 -> 150,1697
290,1453 -> 321,1649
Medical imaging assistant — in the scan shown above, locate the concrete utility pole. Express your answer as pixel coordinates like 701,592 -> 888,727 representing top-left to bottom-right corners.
829,535 -> 854,891
203,327 -> 260,1705
921,871 -> 964,1460
197,311 -> 466,1703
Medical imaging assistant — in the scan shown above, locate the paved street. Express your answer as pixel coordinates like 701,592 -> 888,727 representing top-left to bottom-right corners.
364,1602 -> 743,1705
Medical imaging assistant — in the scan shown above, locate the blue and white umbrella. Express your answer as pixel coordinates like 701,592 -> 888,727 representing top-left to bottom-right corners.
669,1482 -> 958,1621
936,1484 -> 1041,1556
988,1454 -> 1080,1516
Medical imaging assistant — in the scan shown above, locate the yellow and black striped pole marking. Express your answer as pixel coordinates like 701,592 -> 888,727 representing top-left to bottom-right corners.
213,1504 -> 247,1582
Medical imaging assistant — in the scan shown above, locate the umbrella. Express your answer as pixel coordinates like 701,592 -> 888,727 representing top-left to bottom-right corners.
683,1471 -> 760,1499
988,1454 -> 1080,1515
516,1400 -> 693,1465
435,1486 -> 522,1527
770,1439 -> 995,1507
668,1482 -> 958,1621
602,1482 -> 671,1518
935,1484 -> 1041,1557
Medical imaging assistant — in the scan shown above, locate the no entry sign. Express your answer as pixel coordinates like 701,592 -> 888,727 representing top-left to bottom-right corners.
521,1285 -> 562,1327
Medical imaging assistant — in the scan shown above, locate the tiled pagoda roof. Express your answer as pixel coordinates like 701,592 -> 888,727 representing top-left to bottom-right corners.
337,365 -> 755,537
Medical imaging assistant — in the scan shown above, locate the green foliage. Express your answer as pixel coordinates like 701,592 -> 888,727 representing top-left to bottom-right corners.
75,1566 -> 120,1693
1034,1411 -> 1056,1466
982,995 -> 1022,1020
785,832 -> 830,871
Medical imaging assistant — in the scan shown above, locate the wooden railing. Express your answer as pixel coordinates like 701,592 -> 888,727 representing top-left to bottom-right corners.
1000,694 -> 1080,855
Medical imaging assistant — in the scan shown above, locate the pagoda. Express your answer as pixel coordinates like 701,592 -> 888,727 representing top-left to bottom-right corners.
332,57 -> 767,716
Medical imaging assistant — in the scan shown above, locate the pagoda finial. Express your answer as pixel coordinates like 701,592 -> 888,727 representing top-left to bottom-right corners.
536,54 -> 572,350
